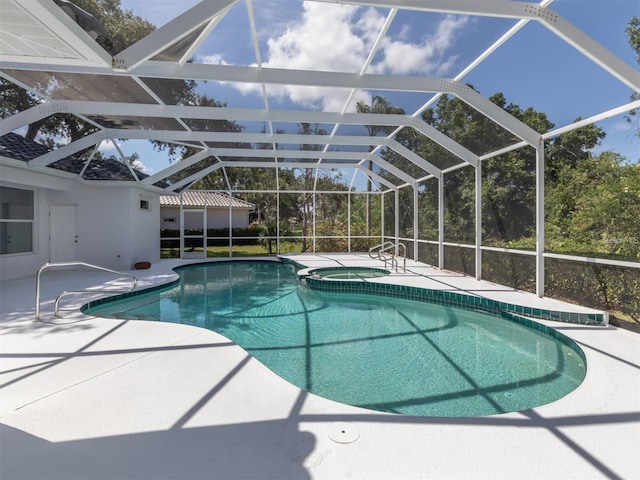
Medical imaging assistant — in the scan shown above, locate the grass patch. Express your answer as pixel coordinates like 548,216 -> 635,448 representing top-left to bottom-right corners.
161,241 -> 304,259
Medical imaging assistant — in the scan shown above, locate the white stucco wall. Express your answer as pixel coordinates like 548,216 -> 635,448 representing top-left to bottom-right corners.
1,164 -> 161,281
129,189 -> 160,266
1,166 -> 72,282
160,206 -> 251,230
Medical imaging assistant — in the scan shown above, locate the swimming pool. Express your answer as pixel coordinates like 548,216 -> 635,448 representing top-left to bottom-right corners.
85,260 -> 586,417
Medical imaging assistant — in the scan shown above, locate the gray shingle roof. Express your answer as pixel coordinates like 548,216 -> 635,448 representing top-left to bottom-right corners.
0,132 -> 50,161
0,132 -> 152,182
160,191 -> 254,209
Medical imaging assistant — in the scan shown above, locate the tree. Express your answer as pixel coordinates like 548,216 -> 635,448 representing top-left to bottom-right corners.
355,95 -> 405,235
292,123 -> 327,252
378,89 -> 555,244
626,16 -> 640,63
625,16 -> 640,136
546,121 -> 606,182
546,150 -> 640,258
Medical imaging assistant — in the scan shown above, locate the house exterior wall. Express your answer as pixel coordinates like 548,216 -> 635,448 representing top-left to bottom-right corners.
0,164 -> 160,281
161,206 -> 250,229
1,166 -> 72,282
129,190 -> 160,266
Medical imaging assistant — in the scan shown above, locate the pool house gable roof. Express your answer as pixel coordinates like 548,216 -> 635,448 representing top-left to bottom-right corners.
0,0 -> 638,193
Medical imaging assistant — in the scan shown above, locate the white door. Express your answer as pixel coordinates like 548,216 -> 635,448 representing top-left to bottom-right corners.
50,205 -> 77,263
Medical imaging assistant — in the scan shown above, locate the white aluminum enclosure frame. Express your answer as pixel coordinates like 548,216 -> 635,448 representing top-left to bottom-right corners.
1,0 -> 639,299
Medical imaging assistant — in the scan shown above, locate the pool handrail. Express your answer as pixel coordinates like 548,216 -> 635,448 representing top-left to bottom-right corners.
35,262 -> 138,320
369,241 -> 406,272
369,241 -> 395,260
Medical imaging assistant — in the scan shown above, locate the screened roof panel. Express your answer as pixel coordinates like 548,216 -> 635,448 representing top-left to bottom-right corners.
265,84 -> 355,112
88,115 -> 186,131
321,158 -> 363,165
464,20 -> 637,128
0,0 -> 636,194
151,24 -> 209,62
277,157 -> 323,164
205,141 -> 254,149
217,156 -> 275,163
163,155 -> 219,185
184,118 -> 246,133
0,10 -> 73,58
222,167 -> 277,190
188,4 -> 253,67
191,168 -> 227,190
138,77 -> 201,105
385,131 -> 464,172
552,1 -> 636,58
270,122 -> 339,134
374,9 -> 521,77
275,142 -> 374,155
1,69 -> 157,103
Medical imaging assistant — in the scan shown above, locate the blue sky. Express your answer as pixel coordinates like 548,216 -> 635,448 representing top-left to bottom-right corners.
115,0 -> 639,175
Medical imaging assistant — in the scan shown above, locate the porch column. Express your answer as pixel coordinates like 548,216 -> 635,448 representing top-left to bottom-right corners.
312,191 -> 316,253
347,191 -> 352,252
381,193 -> 385,243
536,139 -> 545,297
228,190 -> 232,258
438,176 -> 444,270
475,162 -> 482,280
413,182 -> 418,260
394,189 -> 400,243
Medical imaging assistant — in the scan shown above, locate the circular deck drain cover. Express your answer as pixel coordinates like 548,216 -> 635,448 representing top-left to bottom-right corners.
327,422 -> 360,444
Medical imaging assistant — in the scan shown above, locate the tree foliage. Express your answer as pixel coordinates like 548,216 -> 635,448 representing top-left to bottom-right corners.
356,95 -> 406,235
625,16 -> 640,136
546,151 -> 640,259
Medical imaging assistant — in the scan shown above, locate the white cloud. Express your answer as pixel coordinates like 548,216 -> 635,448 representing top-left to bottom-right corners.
131,159 -> 153,174
95,139 -> 153,173
611,120 -> 635,132
264,3 -> 365,72
98,138 -> 119,154
372,15 -> 469,75
198,53 -> 228,65
232,4 -> 469,112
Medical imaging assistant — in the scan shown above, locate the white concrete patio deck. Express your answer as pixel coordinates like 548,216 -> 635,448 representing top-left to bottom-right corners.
1,254 -> 639,479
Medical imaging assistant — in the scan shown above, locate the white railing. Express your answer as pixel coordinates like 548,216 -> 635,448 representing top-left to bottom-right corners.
35,262 -> 138,320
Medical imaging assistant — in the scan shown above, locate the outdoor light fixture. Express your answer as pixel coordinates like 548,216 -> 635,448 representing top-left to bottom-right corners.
53,0 -> 108,40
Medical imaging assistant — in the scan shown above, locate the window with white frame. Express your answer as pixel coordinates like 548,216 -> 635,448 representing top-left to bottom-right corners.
140,198 -> 151,210
0,186 -> 34,255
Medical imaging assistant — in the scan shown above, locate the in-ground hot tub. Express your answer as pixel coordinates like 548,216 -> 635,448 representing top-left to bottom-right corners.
306,266 -> 390,280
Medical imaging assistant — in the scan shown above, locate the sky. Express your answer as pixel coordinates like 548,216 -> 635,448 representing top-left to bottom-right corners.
113,0 -> 639,177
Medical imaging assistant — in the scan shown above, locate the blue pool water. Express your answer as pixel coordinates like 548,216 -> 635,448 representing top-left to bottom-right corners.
86,261 -> 586,417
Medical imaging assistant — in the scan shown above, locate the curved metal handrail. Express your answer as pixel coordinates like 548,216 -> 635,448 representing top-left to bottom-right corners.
392,243 -> 406,272
369,241 -> 395,260
35,262 -> 138,320
371,241 -> 406,272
